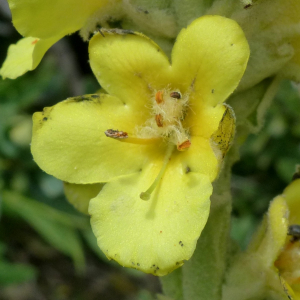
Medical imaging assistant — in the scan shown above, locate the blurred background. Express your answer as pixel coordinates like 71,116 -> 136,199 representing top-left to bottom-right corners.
0,0 -> 300,299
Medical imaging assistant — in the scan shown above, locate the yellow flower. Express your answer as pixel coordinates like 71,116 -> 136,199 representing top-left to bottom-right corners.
275,178 -> 300,299
223,195 -> 292,299
223,178 -> 300,299
0,0 -> 117,79
31,16 -> 249,275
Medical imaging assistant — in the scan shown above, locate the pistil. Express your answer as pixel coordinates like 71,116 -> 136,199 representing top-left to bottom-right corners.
140,144 -> 175,200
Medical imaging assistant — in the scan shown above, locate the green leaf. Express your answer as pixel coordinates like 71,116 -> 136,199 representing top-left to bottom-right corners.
0,261 -> 37,286
135,290 -> 156,300
2,190 -> 87,273
160,268 -> 183,300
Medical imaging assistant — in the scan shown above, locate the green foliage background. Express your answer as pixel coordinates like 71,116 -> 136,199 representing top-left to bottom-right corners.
0,2 -> 299,300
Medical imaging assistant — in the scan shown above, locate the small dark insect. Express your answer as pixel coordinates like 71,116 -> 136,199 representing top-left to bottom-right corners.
244,3 -> 252,9
105,129 -> 128,139
287,224 -> 300,242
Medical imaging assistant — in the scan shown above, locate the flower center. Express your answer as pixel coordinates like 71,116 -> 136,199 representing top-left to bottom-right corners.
104,88 -> 191,200
137,89 -> 191,151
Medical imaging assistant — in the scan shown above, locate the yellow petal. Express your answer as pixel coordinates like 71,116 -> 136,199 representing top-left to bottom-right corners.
89,29 -> 171,111
257,196 -> 289,267
283,178 -> 300,224
0,36 -> 59,79
8,0 -> 109,39
171,15 -> 250,106
184,103 -> 226,139
64,182 -> 104,215
173,136 -> 219,182
31,94 -> 161,184
89,158 -> 212,276
178,104 -> 235,182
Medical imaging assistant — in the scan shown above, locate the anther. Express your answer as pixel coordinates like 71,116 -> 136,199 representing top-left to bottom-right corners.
155,114 -> 164,127
155,91 -> 164,104
105,129 -> 160,145
140,145 -> 174,200
105,129 -> 128,139
170,91 -> 182,99
177,139 -> 191,151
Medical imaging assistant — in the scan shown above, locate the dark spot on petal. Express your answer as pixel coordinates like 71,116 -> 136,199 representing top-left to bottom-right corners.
43,117 -> 48,121
186,166 -> 191,174
212,89 -> 215,94
176,262 -> 180,265
231,43 -> 234,46
137,263 -> 140,266
244,4 -> 252,9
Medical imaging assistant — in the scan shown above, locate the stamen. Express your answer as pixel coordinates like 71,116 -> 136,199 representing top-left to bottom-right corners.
155,114 -> 164,127
170,91 -> 182,99
105,129 -> 128,138
140,144 -> 174,200
105,129 -> 160,145
155,91 -> 164,104
177,139 -> 191,151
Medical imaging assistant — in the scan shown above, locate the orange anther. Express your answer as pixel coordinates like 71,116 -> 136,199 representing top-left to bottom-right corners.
155,91 -> 164,104
31,39 -> 39,45
177,140 -> 191,151
155,114 -> 164,127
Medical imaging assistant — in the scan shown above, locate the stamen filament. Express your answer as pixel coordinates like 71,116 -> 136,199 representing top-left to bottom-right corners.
140,144 -> 175,200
